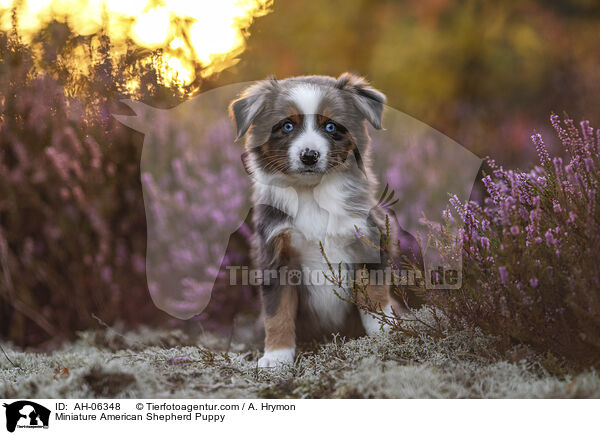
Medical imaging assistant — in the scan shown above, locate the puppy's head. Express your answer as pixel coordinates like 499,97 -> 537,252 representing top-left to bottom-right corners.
229,73 -> 386,184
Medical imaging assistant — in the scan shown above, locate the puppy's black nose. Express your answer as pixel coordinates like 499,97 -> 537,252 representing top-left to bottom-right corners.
300,148 -> 320,166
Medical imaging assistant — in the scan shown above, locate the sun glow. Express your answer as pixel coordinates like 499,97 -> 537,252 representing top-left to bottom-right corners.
0,0 -> 273,88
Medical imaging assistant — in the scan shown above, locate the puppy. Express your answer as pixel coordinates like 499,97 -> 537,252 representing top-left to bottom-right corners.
229,73 -> 400,367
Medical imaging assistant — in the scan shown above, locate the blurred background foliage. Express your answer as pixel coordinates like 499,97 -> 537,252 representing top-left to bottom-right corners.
217,0 -> 600,162
0,0 -> 599,347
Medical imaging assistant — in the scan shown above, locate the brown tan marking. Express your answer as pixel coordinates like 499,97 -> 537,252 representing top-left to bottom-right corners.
256,113 -> 304,173
354,268 -> 392,311
328,137 -> 357,170
316,113 -> 329,125
287,113 -> 302,124
271,231 -> 294,265
263,285 -> 298,351
262,231 -> 299,351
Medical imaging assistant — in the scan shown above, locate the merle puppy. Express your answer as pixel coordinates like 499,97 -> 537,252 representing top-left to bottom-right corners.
230,73 -> 402,367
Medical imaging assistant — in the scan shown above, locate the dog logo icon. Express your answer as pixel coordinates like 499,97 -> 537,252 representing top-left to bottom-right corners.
3,401 -> 50,432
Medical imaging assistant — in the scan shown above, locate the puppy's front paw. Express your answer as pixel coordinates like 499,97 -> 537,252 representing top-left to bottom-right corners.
361,313 -> 390,335
258,348 -> 295,368
360,303 -> 396,336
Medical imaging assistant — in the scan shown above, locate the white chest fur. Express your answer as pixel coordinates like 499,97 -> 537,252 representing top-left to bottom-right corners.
293,181 -> 358,328
255,172 -> 370,328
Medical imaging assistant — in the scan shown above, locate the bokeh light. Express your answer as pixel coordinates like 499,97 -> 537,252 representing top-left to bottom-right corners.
0,0 -> 273,87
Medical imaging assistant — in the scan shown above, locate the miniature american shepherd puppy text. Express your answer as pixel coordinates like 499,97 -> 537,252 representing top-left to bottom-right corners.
230,73 -> 402,367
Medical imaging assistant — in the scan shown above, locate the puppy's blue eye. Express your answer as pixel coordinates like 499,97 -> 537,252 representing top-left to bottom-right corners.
325,122 -> 336,133
282,122 -> 294,132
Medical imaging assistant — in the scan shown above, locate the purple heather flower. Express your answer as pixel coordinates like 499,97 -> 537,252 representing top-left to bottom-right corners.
449,194 -> 466,221
564,163 -> 573,177
174,191 -> 186,208
553,157 -> 563,177
510,225 -> 520,235
580,120 -> 593,143
531,133 -> 550,167
482,175 -> 502,204
481,218 -> 490,231
101,266 -> 112,283
545,229 -> 557,246
552,200 -> 562,213
499,266 -> 508,284
529,278 -> 538,288
551,114 -> 571,147
584,157 -> 594,173
480,236 -> 490,249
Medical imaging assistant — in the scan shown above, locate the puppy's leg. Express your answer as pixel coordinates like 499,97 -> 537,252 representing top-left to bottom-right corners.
257,232 -> 299,368
355,268 -> 396,335
259,284 -> 298,368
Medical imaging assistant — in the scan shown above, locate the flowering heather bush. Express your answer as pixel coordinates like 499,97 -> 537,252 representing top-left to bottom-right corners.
431,115 -> 600,368
140,115 -> 257,327
0,30 -> 256,346
0,35 -> 157,346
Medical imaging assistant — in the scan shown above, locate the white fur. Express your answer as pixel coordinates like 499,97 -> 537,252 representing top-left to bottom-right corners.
287,84 -> 330,172
305,280 -> 352,329
253,171 -> 368,244
258,348 -> 295,368
294,173 -> 372,328
253,170 -> 382,330
288,84 -> 323,115
253,169 -> 298,214
360,303 -> 393,335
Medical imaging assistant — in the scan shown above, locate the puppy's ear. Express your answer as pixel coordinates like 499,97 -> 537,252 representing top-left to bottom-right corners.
229,93 -> 264,139
229,78 -> 277,139
336,72 -> 386,129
